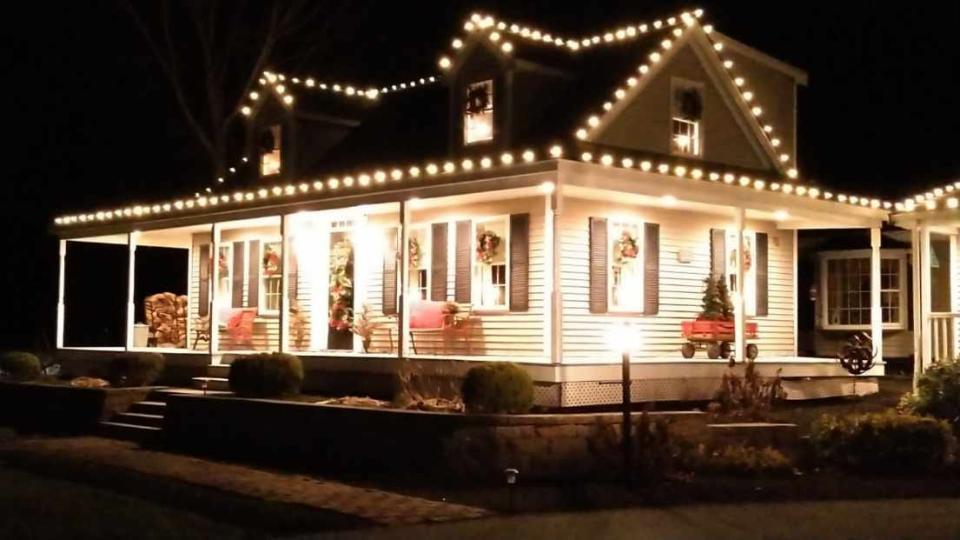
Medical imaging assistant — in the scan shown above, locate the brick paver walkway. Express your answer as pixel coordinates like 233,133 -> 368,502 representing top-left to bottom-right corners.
0,437 -> 490,526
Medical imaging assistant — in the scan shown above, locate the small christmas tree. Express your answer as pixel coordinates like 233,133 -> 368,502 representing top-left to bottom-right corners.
699,276 -> 725,320
716,275 -> 734,321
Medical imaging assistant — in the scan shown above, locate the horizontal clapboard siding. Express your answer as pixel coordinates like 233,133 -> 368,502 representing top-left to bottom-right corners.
560,198 -> 795,363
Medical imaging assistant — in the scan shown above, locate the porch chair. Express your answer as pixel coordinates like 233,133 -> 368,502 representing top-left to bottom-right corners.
225,308 -> 258,348
408,300 -> 476,355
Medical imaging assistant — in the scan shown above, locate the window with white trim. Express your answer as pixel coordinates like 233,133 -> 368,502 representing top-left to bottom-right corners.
725,230 -> 758,317
464,80 -> 494,145
820,251 -> 906,330
671,81 -> 704,157
260,241 -> 282,314
473,217 -> 508,309
408,227 -> 430,301
608,221 -> 645,311
216,244 -> 232,309
671,118 -> 700,156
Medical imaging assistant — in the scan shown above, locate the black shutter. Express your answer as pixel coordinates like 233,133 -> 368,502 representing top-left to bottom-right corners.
710,229 -> 726,280
455,221 -> 472,304
589,217 -> 608,314
198,244 -> 210,317
232,242 -> 245,308
644,223 -> 660,315
756,232 -> 769,316
382,227 -> 398,315
431,223 -> 448,301
510,213 -> 530,311
247,241 -> 260,308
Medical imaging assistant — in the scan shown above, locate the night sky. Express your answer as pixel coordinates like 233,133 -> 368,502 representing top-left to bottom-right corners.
2,1 -> 958,349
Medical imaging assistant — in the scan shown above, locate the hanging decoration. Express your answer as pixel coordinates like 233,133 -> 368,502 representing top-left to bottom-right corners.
328,239 -> 354,331
675,87 -> 703,120
408,236 -> 422,271
475,230 -> 501,264
612,229 -> 639,268
262,245 -> 281,276
466,82 -> 492,115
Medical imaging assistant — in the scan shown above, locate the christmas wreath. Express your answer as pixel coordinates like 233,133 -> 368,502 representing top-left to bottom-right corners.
262,246 -> 281,276
218,250 -> 229,277
612,229 -> 639,267
475,230 -> 501,264
408,236 -> 422,271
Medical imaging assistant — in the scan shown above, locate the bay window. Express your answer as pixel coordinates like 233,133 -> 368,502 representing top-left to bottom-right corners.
820,251 -> 906,330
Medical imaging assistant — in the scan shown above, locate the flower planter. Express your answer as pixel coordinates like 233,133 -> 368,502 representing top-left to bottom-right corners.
681,319 -> 759,360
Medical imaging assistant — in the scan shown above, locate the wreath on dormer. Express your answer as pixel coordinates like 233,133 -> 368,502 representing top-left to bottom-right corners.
675,87 -> 703,121
259,129 -> 277,151
613,229 -> 639,268
466,82 -> 492,116
476,230 -> 501,265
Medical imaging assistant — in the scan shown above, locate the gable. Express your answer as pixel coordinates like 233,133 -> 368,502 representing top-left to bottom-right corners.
593,40 -> 774,172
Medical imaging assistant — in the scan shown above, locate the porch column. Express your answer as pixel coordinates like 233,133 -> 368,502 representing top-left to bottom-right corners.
124,231 -> 137,351
919,224 -> 933,372
543,183 -> 559,363
870,227 -> 884,367
911,226 -> 923,388
733,207 -> 746,362
398,200 -> 410,359
279,215 -> 288,353
56,240 -> 66,349
210,223 -> 220,363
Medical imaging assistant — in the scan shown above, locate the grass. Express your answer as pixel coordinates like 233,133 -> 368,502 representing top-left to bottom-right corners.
0,465 -> 247,539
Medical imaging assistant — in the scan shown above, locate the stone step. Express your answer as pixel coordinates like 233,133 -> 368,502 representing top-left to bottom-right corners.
191,376 -> 230,392
112,412 -> 164,429
99,421 -> 162,444
130,401 -> 167,415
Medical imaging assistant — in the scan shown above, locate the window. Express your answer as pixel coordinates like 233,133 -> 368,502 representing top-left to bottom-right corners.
724,231 -> 758,317
260,241 -> 282,314
671,82 -> 703,157
609,221 -> 645,311
260,125 -> 282,176
820,251 -> 906,330
408,227 -> 430,300
464,80 -> 494,144
671,118 -> 700,156
473,217 -> 508,309
216,244 -> 232,309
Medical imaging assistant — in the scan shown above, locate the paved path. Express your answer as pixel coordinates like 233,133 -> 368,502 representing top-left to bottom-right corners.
0,437 -> 489,527
313,498 -> 960,540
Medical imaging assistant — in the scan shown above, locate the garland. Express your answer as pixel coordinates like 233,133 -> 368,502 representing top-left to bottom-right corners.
612,229 -> 639,267
408,236 -> 422,271
475,230 -> 501,265
329,239 -> 354,331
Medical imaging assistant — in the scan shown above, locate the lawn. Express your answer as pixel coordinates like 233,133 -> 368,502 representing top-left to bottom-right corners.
0,465 -> 247,540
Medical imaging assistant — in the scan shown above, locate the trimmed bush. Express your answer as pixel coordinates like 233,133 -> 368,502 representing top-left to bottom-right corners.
229,353 -> 303,398
695,446 -> 793,476
107,353 -> 165,387
0,352 -> 42,382
899,359 -> 960,430
811,412 -> 957,473
462,363 -> 533,414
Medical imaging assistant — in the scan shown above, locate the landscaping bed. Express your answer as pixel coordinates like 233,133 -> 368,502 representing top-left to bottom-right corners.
0,380 -> 157,434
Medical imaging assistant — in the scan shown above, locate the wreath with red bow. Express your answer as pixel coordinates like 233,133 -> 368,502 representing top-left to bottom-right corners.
613,229 -> 639,267
475,230 -> 501,265
262,247 -> 281,276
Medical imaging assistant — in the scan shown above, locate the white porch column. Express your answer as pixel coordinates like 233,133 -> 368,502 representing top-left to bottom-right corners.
210,223 -> 220,362
911,226 -> 923,388
125,232 -> 137,351
398,200 -> 410,359
734,207 -> 746,362
543,184 -> 558,363
870,227 -> 884,366
56,240 -> 66,349
919,224 -> 933,372
279,215 -> 288,353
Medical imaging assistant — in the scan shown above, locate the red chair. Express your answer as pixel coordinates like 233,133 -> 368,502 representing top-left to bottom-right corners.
226,308 -> 257,348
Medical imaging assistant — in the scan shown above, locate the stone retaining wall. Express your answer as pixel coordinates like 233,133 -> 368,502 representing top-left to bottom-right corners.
0,381 -> 155,434
163,394 -> 707,481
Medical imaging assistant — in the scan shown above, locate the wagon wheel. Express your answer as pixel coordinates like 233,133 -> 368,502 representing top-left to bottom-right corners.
746,343 -> 759,360
706,343 -> 721,359
681,343 -> 696,359
719,341 -> 732,359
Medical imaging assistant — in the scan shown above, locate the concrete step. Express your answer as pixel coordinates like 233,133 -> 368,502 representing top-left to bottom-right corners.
205,365 -> 230,378
112,412 -> 164,429
130,401 -> 167,415
191,377 -> 230,392
99,421 -> 162,444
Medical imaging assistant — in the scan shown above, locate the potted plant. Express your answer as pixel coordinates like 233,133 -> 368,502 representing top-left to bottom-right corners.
351,304 -> 380,353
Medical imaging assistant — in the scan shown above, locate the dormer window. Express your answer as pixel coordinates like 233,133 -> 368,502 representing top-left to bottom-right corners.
671,82 -> 703,157
464,80 -> 494,144
260,125 -> 282,176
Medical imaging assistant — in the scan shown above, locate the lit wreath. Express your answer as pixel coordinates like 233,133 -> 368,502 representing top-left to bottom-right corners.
613,229 -> 639,267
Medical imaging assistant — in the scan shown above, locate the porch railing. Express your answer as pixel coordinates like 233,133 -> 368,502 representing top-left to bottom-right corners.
928,312 -> 959,363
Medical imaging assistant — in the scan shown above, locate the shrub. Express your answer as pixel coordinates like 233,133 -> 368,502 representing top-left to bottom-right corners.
0,352 -> 42,382
711,361 -> 786,421
229,353 -> 303,398
811,411 -> 957,473
462,363 -> 534,414
695,445 -> 793,476
107,353 -> 165,387
899,359 -> 960,431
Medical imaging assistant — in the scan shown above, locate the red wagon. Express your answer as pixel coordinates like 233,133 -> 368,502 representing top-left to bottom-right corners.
680,319 -> 758,360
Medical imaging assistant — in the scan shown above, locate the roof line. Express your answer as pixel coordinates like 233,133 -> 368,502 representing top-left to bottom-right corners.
713,32 -> 809,86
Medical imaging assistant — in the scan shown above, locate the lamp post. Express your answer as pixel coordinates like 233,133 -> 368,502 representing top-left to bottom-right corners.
608,322 -> 637,486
